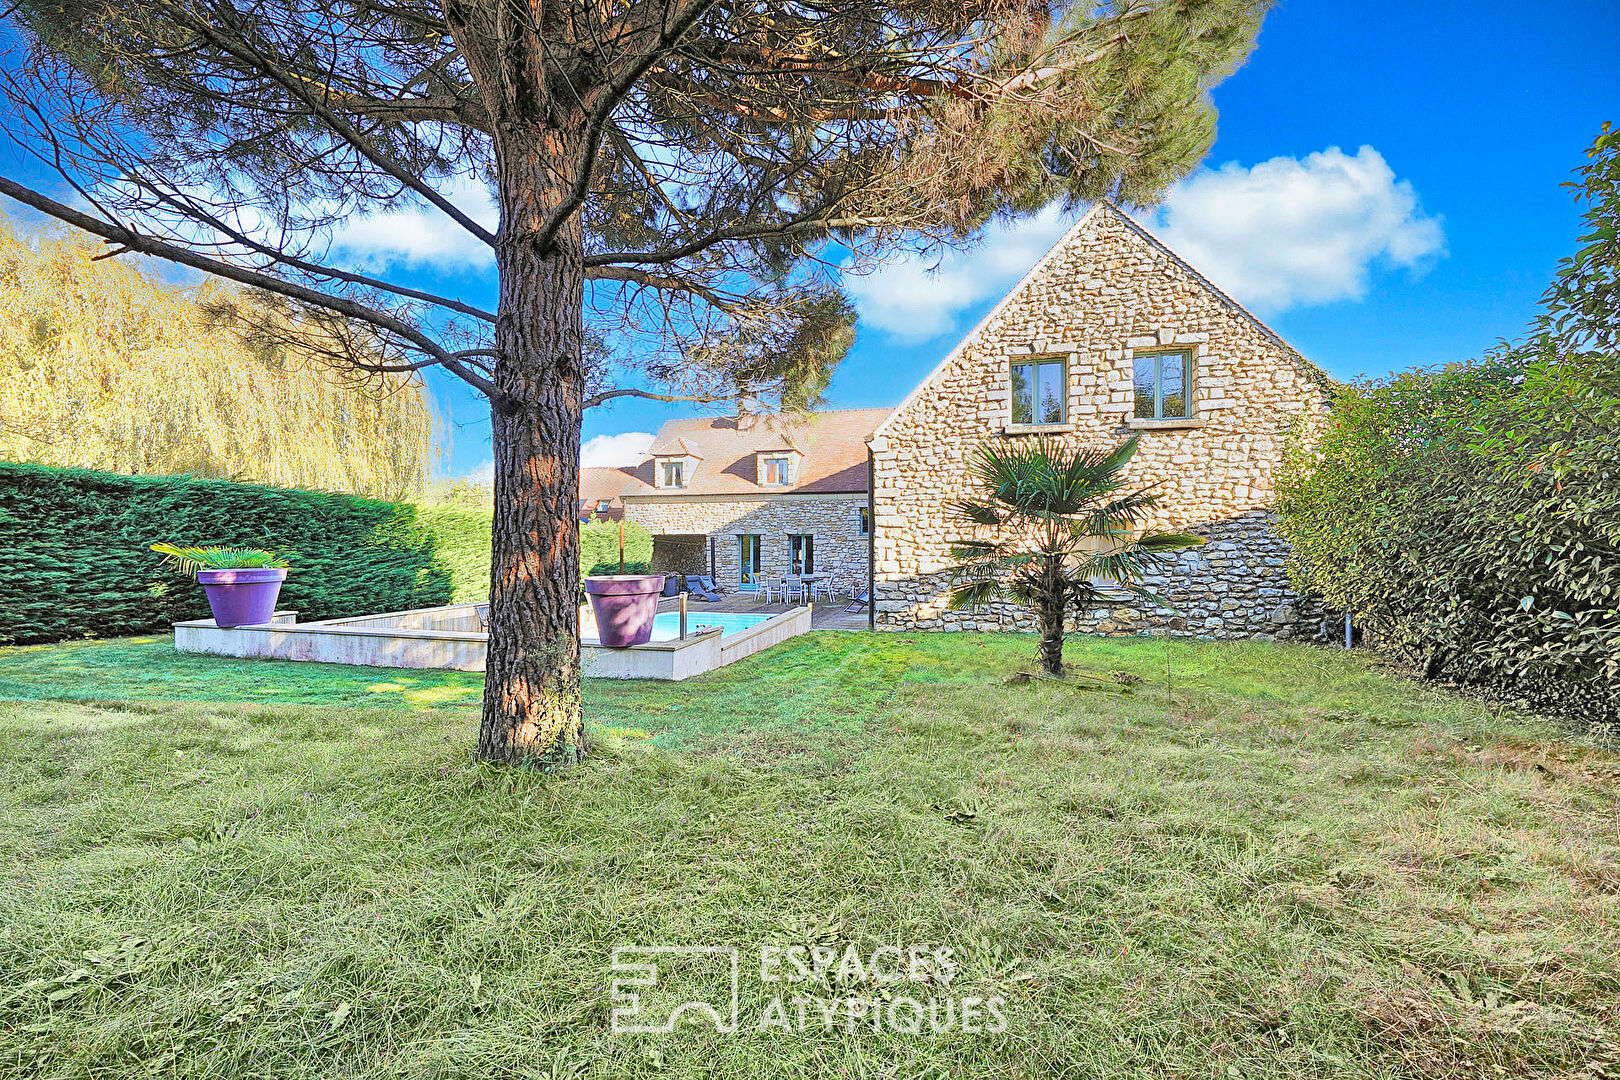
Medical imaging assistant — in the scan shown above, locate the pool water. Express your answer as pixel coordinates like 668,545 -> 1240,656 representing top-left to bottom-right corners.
648,611 -> 773,641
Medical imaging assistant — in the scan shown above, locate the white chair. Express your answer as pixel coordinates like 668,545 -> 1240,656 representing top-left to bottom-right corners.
782,576 -> 807,604
811,576 -> 837,603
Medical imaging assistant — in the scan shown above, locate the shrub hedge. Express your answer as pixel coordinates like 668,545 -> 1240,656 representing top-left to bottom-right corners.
0,463 -> 453,644
1276,126 -> 1619,729
410,506 -> 652,602
1275,350 -> 1619,726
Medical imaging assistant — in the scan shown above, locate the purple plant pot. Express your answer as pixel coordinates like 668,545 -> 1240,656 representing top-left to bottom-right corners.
197,567 -> 288,627
584,574 -> 665,648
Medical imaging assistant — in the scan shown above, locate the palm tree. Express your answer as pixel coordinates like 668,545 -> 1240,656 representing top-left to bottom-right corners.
947,436 -> 1203,676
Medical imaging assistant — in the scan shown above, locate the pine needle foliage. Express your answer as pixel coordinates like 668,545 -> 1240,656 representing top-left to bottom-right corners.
0,218 -> 434,499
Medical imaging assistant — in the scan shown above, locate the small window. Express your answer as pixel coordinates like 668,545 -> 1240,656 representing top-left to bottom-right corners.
762,455 -> 791,485
1133,351 -> 1191,419
596,498 -> 612,513
660,460 -> 684,488
738,534 -> 761,584
858,506 -> 871,537
1011,357 -> 1066,426
788,533 -> 814,575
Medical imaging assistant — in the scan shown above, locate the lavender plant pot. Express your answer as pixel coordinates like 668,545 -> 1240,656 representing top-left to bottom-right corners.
197,567 -> 288,627
584,574 -> 665,648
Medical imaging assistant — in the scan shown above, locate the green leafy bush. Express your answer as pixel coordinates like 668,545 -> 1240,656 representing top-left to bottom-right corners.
1278,126 -> 1620,727
1276,350 -> 1619,724
0,463 -> 453,644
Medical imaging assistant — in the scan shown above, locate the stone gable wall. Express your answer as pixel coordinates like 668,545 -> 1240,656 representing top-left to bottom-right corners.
624,495 -> 868,588
870,206 -> 1331,640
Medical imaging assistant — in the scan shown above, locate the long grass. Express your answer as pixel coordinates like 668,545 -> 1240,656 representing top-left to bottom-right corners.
2,632 -> 1617,1078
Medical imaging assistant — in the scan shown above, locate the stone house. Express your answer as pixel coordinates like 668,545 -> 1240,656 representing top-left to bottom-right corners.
868,202 -> 1334,640
590,409 -> 888,587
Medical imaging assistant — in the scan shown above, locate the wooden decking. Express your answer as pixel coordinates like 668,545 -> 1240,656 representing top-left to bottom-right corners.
656,590 -> 870,631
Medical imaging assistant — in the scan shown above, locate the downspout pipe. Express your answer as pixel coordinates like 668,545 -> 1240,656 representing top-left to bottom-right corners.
867,446 -> 876,632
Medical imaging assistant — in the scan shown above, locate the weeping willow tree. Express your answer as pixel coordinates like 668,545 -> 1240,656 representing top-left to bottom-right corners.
0,218 -> 434,498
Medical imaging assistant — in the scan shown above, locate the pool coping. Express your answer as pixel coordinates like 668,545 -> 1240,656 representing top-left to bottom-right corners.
173,604 -> 812,679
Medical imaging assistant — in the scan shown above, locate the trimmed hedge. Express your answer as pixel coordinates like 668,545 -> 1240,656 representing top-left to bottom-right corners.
410,505 -> 653,603
581,517 -> 653,579
0,463 -> 453,645
414,503 -> 494,602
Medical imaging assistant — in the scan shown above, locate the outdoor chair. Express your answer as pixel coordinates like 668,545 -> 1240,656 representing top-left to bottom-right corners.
698,574 -> 730,596
683,575 -> 721,601
781,576 -> 807,604
811,576 -> 837,603
842,590 -> 869,614
474,602 -> 490,632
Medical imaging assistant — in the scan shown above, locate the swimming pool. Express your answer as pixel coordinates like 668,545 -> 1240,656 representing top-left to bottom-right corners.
648,611 -> 773,641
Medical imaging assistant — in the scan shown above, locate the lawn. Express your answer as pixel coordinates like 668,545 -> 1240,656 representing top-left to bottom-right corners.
2,631 -> 1618,1079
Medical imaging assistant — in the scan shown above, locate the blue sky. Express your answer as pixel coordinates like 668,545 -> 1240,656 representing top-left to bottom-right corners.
4,1 -> 1615,480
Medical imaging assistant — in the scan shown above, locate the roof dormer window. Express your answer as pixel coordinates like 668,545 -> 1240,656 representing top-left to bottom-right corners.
762,455 -> 792,485
659,459 -> 685,488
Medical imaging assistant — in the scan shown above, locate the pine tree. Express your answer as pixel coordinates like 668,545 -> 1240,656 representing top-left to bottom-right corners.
1,0 -> 1272,766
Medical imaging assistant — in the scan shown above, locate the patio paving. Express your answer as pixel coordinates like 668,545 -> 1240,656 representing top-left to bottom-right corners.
656,590 -> 870,631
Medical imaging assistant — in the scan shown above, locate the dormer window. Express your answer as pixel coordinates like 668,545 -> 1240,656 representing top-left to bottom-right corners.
659,460 -> 685,488
762,455 -> 791,485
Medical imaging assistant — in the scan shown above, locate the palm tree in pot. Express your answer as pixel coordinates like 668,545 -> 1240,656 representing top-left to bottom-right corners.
946,436 -> 1203,676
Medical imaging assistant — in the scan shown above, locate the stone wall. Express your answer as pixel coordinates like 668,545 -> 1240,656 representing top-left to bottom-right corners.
878,510 -> 1326,641
649,535 -> 708,576
624,494 -> 868,588
870,204 -> 1331,639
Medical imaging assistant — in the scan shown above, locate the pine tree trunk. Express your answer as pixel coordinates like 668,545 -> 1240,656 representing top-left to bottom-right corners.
476,128 -> 587,768
1037,557 -> 1066,677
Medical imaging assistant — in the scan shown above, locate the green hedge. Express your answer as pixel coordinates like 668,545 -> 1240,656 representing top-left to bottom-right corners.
580,517 -> 653,579
414,503 -> 493,602
1275,350 -> 1619,726
0,463 -> 453,645
361,504 -> 654,603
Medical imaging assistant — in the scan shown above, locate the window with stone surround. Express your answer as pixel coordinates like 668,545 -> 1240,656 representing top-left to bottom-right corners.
1010,357 -> 1066,426
788,533 -> 815,574
1133,351 -> 1191,419
659,459 -> 684,488
858,506 -> 870,537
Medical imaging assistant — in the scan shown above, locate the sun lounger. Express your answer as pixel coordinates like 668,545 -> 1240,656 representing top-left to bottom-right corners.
683,575 -> 721,601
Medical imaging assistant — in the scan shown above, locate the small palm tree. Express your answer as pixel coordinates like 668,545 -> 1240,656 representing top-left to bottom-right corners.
947,436 -> 1203,676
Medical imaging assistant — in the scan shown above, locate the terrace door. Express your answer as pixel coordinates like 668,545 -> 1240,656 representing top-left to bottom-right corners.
738,534 -> 762,585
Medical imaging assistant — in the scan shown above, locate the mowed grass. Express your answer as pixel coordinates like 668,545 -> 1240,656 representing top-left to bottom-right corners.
1,632 -> 1618,1079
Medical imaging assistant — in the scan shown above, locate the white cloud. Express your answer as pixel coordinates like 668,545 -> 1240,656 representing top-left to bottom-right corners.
843,203 -> 1074,343
461,459 -> 494,486
581,431 -> 655,469
1151,146 -> 1445,313
327,174 -> 498,273
843,145 -> 1444,343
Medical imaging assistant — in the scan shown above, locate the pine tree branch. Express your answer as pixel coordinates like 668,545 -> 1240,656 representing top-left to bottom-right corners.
0,176 -> 507,405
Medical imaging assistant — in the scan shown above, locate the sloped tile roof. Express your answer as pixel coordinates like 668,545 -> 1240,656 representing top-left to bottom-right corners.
614,408 -> 889,497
